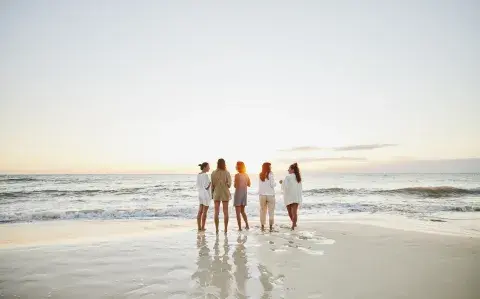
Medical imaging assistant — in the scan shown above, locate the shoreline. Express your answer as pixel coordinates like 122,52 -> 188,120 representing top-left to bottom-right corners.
0,213 -> 478,250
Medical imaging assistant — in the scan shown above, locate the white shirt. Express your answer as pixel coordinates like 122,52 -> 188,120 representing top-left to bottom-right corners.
196,173 -> 211,201
282,173 -> 302,205
258,172 -> 276,196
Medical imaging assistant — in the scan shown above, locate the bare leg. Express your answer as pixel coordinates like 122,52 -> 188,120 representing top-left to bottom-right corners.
292,203 -> 299,229
196,205 -> 203,231
201,206 -> 209,230
287,204 -> 293,222
222,201 -> 229,233
235,206 -> 242,231
241,206 -> 249,230
214,201 -> 220,234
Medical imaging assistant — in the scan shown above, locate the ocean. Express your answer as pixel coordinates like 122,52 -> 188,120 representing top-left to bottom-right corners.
1,173 -> 479,224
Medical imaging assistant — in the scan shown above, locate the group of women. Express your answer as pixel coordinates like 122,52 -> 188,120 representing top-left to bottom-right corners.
196,158 -> 302,233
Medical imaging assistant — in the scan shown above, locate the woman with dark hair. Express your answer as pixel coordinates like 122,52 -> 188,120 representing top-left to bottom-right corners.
280,163 -> 302,230
233,161 -> 251,231
196,162 -> 211,231
211,158 -> 232,233
258,162 -> 276,231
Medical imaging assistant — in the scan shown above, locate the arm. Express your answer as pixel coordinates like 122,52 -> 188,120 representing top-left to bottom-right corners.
269,172 -> 276,189
204,175 -> 211,190
234,174 -> 238,189
247,175 -> 251,187
211,173 -> 215,189
226,171 -> 232,188
297,181 -> 303,204
211,173 -> 215,198
281,175 -> 288,192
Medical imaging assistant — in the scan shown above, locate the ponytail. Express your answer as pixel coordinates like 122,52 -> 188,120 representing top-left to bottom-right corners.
290,162 -> 302,183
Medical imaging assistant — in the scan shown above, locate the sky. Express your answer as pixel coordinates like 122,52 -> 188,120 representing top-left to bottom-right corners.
0,0 -> 479,174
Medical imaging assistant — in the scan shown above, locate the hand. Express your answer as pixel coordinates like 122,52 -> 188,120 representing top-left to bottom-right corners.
279,180 -> 283,184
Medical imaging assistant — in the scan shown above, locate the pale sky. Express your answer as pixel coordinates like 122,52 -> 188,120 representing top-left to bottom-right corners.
1,0 -> 479,174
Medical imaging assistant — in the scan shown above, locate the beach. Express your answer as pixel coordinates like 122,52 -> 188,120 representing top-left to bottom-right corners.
1,216 -> 478,299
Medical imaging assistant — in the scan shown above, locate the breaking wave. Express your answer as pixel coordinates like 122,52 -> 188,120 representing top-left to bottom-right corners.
304,186 -> 480,198
0,186 -> 194,199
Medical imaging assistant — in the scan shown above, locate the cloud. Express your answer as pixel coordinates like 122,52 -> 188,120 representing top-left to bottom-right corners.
279,146 -> 323,152
279,157 -> 367,163
333,144 -> 398,151
280,144 -> 397,152
322,158 -> 480,173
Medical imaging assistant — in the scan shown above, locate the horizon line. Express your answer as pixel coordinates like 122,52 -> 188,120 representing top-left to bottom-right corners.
1,172 -> 479,176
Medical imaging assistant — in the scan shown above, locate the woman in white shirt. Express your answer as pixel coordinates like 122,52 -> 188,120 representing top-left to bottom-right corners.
258,162 -> 276,231
280,162 -> 302,230
196,162 -> 211,231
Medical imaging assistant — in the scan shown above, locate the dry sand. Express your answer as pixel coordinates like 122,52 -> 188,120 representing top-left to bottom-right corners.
0,218 -> 478,298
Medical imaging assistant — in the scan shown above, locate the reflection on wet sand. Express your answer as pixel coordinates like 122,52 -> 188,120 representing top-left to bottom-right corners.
192,233 -> 212,291
211,234 -> 233,298
258,264 -> 275,299
233,234 -> 248,298
190,231 -> 285,298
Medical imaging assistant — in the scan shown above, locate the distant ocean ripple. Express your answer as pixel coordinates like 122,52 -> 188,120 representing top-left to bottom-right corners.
0,174 -> 479,223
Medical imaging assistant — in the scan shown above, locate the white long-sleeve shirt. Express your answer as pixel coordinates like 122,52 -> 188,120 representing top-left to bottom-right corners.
258,172 -> 276,196
196,173 -> 211,202
282,173 -> 302,205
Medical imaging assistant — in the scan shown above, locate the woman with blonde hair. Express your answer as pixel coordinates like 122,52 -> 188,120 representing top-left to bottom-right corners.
211,158 -> 232,234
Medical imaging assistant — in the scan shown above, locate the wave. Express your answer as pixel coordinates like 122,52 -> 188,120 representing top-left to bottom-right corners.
0,186 -> 181,199
1,203 -> 478,223
304,186 -> 480,198
0,207 -> 198,223
300,202 -> 480,214
0,176 -> 39,182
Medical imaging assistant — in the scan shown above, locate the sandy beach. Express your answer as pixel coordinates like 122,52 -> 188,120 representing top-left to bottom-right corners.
0,217 -> 478,299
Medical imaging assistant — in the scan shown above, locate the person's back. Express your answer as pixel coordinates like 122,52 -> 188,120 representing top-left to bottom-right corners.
283,173 -> 302,203
259,172 -> 276,196
211,158 -> 232,234
259,162 -> 276,231
233,161 -> 250,231
211,169 -> 231,201
235,173 -> 249,190
196,172 -> 211,201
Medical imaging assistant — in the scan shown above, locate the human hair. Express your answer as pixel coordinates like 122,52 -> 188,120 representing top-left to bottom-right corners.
289,162 -> 302,183
259,162 -> 271,182
217,158 -> 226,170
198,162 -> 209,171
236,161 -> 246,173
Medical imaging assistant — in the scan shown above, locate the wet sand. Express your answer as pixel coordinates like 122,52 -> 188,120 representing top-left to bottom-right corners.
0,219 -> 478,298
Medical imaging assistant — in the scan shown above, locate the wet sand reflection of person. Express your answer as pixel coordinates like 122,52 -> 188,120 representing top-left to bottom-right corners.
233,234 -> 249,297
191,233 -> 212,295
211,234 -> 233,298
258,264 -> 275,299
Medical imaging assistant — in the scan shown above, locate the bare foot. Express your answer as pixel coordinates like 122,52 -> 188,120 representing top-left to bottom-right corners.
261,225 -> 265,231
216,230 -> 219,234
245,226 -> 249,230
269,225 -> 273,232
291,225 -> 295,230
238,228 -> 242,231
